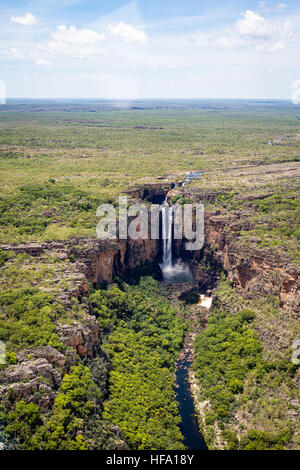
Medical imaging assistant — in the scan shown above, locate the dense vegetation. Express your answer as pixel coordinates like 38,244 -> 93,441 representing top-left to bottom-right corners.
194,308 -> 262,418
0,181 -> 115,242
0,287 -> 65,353
2,364 -> 123,450
244,191 -> 300,261
90,277 -> 186,450
1,277 -> 186,450
193,289 -> 299,450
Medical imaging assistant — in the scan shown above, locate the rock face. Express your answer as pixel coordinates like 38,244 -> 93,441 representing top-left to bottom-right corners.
0,186 -> 299,420
168,207 -> 299,316
280,266 -> 300,314
58,317 -> 99,359
0,347 -> 64,408
1,235 -> 161,287
125,182 -> 173,204
0,236 -> 161,413
70,237 -> 161,285
72,240 -> 121,284
0,313 -> 101,410
203,213 -> 300,316
2,204 -> 298,315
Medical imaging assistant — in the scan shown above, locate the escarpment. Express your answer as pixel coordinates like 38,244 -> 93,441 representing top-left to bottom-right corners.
0,348 -> 64,409
0,184 -> 298,445
0,235 -> 161,414
125,182 -> 174,204
1,186 -> 299,316
168,184 -> 299,315
203,212 -> 300,316
70,237 -> 161,284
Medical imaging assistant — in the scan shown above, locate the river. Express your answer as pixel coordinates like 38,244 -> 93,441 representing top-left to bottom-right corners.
175,335 -> 207,451
160,195 -> 207,450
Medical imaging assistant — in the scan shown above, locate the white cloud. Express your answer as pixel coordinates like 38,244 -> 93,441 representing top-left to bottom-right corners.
194,33 -> 231,49
214,36 -> 232,48
292,79 -> 300,89
108,22 -> 148,44
186,72 -> 201,81
35,58 -> 51,66
10,12 -> 36,26
271,41 -> 285,51
39,41 -> 106,59
281,21 -> 299,38
0,48 -> 26,60
51,25 -> 105,44
39,25 -> 106,59
259,2 -> 286,13
255,41 -> 285,52
237,9 -> 298,51
276,3 -> 287,11
237,10 -> 276,39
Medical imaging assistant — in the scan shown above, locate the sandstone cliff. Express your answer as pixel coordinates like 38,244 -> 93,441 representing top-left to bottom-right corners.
203,213 -> 299,316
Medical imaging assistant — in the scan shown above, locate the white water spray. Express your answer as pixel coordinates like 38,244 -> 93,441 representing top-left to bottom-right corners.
160,195 -> 193,283
161,198 -> 173,268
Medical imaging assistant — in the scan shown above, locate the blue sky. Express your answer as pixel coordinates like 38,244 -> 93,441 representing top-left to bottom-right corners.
1,0 -> 300,99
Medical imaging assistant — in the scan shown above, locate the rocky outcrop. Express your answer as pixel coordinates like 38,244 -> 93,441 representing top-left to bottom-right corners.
17,346 -> 66,369
279,265 -> 300,314
0,233 -> 162,415
69,236 -> 161,285
0,318 -> 101,409
203,213 -> 300,315
1,242 -> 64,256
125,182 -> 173,204
58,317 -> 99,359
1,234 -> 161,289
0,351 -> 63,408
2,202 -> 298,317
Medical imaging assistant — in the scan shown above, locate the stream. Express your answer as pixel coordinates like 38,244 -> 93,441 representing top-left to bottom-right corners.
160,195 -> 207,450
175,334 -> 207,450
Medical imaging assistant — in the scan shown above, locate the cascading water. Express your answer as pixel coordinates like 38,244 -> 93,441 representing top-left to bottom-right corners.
160,195 -> 206,449
161,201 -> 173,268
160,196 -> 193,283
160,195 -> 206,450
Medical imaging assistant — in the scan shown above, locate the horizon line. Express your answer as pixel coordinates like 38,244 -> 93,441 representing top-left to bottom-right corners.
3,97 -> 293,102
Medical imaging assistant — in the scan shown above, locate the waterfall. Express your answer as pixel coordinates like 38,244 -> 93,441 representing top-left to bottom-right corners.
161,198 -> 173,268
160,194 -> 193,283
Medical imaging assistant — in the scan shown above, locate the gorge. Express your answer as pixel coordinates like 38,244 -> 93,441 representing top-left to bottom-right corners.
0,96 -> 299,452
0,182 -> 299,450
